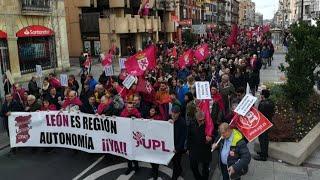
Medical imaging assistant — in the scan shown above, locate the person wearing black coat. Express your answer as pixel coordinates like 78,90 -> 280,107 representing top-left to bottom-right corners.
80,95 -> 97,114
187,111 -> 212,180
254,89 -> 275,161
28,76 -> 40,98
1,93 -> 24,136
169,106 -> 187,180
45,87 -> 62,110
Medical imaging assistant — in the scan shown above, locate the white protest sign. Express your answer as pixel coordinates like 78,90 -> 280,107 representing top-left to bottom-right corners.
122,75 -> 136,89
36,65 -> 43,77
195,81 -> 211,100
104,65 -> 114,77
119,58 -> 127,69
60,74 -> 68,87
234,94 -> 258,116
9,111 -> 174,165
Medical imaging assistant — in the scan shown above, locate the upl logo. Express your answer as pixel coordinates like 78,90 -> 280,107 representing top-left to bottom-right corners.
132,131 -> 170,152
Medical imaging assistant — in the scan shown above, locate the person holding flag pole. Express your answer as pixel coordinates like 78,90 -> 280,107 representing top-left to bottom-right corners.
211,123 -> 251,180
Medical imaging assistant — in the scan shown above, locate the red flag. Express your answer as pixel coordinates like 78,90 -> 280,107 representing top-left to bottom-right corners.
136,77 -> 154,94
194,43 -> 209,62
198,100 -> 214,137
139,0 -> 150,16
168,46 -> 177,58
101,53 -> 113,67
263,24 -> 270,33
108,44 -> 116,55
231,107 -> 273,142
119,69 -> 128,81
227,24 -> 239,47
171,15 -> 178,22
172,46 -> 177,58
125,45 -> 157,76
178,49 -> 194,69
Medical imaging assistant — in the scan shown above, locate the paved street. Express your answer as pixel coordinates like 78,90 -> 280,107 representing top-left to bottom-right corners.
1,52 -> 320,180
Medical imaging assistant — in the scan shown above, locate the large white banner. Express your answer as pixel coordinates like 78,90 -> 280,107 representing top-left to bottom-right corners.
9,111 -> 174,165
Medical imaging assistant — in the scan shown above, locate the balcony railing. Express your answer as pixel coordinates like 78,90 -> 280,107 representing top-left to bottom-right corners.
21,0 -> 52,15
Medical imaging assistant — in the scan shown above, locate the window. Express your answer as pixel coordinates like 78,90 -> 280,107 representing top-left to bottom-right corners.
18,37 -> 56,74
305,5 -> 310,15
21,0 -> 51,12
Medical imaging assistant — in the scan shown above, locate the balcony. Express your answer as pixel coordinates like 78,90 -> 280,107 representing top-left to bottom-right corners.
161,21 -> 175,32
99,15 -> 161,34
76,0 -> 92,7
21,0 -> 52,16
109,0 -> 129,8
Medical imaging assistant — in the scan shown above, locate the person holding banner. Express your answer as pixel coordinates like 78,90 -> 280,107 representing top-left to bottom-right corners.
40,98 -> 57,111
1,93 -> 24,137
254,89 -> 275,161
25,95 -> 41,112
62,91 -> 83,112
80,95 -> 97,114
169,106 -> 187,180
212,123 -> 251,180
147,105 -> 164,179
120,97 -> 141,175
187,111 -> 212,180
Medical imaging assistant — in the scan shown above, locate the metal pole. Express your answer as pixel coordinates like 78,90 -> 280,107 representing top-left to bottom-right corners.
301,0 -> 304,21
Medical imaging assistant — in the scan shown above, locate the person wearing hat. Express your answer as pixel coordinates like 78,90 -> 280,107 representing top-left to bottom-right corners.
169,106 -> 187,180
254,89 -> 275,161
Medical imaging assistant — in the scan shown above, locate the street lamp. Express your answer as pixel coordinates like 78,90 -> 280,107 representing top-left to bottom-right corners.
301,0 -> 304,22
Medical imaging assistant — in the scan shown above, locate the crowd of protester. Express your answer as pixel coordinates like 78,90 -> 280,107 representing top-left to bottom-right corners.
1,26 -> 275,180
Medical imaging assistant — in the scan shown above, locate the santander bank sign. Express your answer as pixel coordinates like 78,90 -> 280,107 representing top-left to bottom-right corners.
16,25 -> 54,37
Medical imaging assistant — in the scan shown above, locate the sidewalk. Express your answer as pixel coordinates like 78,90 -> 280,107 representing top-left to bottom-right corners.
212,158 -> 320,180
210,53 -> 320,180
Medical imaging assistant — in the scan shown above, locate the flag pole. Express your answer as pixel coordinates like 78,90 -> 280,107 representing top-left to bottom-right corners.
211,116 -> 236,152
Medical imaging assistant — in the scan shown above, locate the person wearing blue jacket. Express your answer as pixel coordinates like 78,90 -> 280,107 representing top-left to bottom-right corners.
86,75 -> 98,92
260,46 -> 269,69
169,106 -> 187,180
177,68 -> 190,81
176,79 -> 189,105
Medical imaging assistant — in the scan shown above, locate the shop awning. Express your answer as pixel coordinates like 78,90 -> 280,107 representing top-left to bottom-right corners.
16,25 -> 54,37
0,30 -> 7,39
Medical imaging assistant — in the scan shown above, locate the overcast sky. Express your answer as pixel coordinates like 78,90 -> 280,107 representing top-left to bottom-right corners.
252,0 -> 278,20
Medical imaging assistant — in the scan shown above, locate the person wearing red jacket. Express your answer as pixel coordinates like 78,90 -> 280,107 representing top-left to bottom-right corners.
120,97 -> 141,175
62,91 -> 83,111
48,73 -> 61,89
40,99 -> 57,111
146,105 -> 164,179
97,95 -> 113,115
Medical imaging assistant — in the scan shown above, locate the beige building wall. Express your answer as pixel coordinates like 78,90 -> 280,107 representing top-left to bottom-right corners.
0,0 -> 70,81
65,0 -> 83,57
66,0 -> 176,57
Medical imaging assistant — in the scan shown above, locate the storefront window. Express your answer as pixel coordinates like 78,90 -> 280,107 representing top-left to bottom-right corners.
17,36 -> 56,74
0,39 -> 10,74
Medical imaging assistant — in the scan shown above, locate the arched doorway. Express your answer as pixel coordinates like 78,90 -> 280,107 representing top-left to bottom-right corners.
0,30 -> 10,74
16,25 -> 57,74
